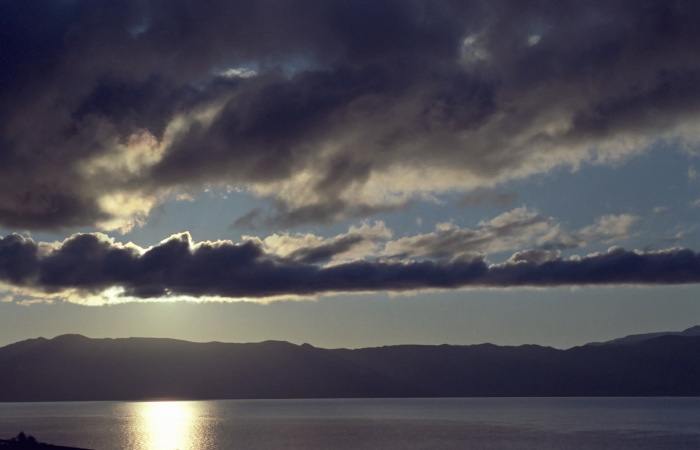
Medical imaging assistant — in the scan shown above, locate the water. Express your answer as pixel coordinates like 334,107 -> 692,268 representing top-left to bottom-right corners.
0,397 -> 699,449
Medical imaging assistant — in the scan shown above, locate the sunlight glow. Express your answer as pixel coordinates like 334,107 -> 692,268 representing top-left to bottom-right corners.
134,401 -> 199,450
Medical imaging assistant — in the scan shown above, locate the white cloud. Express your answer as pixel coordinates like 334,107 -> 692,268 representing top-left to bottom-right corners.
247,221 -> 392,264
527,35 -> 541,46
219,67 -> 258,79
382,207 -> 553,261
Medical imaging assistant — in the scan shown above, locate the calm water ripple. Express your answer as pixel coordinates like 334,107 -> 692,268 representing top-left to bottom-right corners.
0,397 -> 699,449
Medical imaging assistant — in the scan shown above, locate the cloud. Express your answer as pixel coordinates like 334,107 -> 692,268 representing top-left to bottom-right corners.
247,221 -> 392,264
543,214 -> 639,250
506,249 -> 561,266
382,207 -> 552,260
487,247 -> 700,287
1,224 -> 696,302
381,208 -> 638,261
2,1 -> 700,230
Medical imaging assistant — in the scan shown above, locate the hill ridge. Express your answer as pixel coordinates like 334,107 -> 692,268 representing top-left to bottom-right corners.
1,330 -> 698,401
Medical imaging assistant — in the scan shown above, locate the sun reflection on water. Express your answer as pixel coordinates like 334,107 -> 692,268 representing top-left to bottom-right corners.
132,401 -> 200,450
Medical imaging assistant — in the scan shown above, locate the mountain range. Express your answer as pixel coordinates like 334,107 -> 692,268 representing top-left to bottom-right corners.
1,327 -> 699,401
585,325 -> 700,346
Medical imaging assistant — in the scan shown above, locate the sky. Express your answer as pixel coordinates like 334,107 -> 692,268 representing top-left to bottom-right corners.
1,0 -> 700,349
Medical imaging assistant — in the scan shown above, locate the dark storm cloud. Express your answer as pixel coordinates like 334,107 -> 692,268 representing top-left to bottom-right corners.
3,1 -> 700,229
486,247 -> 700,287
2,233 -> 700,301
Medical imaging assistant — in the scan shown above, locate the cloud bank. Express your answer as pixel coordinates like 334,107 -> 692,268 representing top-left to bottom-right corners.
0,219 -> 695,302
2,0 -> 700,230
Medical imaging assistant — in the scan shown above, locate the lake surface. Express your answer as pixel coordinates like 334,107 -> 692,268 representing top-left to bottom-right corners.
1,397 -> 699,449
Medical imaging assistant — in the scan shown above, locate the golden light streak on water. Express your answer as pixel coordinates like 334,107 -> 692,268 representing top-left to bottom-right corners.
131,401 -> 199,450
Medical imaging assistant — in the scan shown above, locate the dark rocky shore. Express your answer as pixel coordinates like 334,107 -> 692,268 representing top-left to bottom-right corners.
0,432 -> 91,450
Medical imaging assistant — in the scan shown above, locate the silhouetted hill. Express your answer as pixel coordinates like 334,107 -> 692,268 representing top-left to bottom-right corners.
0,336 -> 402,401
586,325 -> 700,346
1,333 -> 699,401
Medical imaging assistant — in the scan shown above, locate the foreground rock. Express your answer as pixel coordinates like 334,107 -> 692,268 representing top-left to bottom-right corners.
0,432 -> 91,449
